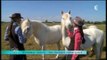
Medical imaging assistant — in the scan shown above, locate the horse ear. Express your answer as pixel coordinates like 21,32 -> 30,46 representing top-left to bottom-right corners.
61,11 -> 64,15
69,10 -> 71,14
27,18 -> 30,22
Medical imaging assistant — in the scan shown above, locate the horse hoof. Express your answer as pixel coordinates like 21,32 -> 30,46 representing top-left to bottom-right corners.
88,50 -> 94,57
42,58 -> 44,60
55,56 -> 59,59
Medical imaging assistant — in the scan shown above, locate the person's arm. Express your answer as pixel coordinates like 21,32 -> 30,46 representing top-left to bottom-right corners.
4,26 -> 10,41
75,32 -> 82,43
15,26 -> 26,44
66,29 -> 73,38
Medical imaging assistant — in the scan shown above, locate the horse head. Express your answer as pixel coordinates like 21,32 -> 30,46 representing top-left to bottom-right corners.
61,11 -> 74,47
61,11 -> 73,29
21,18 -> 32,39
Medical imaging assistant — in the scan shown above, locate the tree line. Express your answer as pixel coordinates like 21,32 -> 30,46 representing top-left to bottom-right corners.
2,20 -> 106,24
44,20 -> 106,24
84,20 -> 106,24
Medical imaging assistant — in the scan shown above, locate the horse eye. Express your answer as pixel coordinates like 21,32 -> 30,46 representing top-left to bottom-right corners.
70,17 -> 72,20
27,27 -> 29,31
62,18 -> 64,20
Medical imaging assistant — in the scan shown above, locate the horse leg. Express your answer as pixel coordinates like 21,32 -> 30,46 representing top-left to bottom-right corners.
89,44 -> 95,57
94,43 -> 101,60
95,34 -> 104,60
65,47 -> 68,60
55,41 -> 61,58
95,42 -> 104,60
41,45 -> 45,60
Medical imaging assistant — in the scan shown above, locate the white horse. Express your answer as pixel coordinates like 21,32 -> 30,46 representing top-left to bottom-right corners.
61,11 -> 104,60
20,19 -> 62,59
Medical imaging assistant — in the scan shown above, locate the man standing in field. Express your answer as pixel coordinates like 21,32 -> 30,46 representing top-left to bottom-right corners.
4,13 -> 27,60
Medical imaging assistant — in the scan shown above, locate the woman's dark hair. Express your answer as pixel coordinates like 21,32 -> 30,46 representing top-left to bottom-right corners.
73,16 -> 85,43
8,19 -> 15,37
78,26 -> 85,43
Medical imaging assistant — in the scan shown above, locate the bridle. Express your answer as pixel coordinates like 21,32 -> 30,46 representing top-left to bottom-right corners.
65,18 -> 74,38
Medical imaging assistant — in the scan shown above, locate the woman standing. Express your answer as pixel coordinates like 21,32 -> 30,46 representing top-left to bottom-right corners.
4,13 -> 27,60
71,16 -> 85,60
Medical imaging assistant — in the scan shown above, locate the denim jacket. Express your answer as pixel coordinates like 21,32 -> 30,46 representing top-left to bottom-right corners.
4,22 -> 26,44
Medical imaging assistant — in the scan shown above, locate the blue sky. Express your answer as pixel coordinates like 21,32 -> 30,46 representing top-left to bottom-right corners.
2,1 -> 105,22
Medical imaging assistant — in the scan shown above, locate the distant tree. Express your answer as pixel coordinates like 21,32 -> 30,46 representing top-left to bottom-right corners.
86,21 -> 91,24
80,19 -> 106,24
93,21 -> 106,24
45,20 -> 48,23
52,21 -> 56,23
82,19 -> 86,23
1,21 -> 4,23
102,20 -> 106,24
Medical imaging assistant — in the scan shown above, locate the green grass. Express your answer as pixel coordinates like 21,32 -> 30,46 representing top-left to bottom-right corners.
1,22 -> 106,60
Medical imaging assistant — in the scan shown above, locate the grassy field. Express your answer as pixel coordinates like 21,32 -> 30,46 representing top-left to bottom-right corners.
1,22 -> 106,60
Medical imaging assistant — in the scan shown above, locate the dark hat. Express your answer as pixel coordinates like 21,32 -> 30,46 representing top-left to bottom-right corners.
73,16 -> 84,26
9,13 -> 23,18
